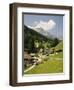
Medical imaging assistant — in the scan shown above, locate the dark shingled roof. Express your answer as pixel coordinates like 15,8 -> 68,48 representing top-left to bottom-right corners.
24,52 -> 32,60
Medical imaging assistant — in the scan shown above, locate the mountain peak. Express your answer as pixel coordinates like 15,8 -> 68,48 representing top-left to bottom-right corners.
25,25 -> 54,40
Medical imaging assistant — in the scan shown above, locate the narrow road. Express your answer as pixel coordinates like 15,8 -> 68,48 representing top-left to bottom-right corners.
24,63 -> 36,73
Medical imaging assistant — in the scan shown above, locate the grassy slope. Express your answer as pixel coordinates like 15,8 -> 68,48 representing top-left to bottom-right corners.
55,41 -> 63,51
50,41 -> 63,51
50,52 -> 63,59
24,52 -> 63,74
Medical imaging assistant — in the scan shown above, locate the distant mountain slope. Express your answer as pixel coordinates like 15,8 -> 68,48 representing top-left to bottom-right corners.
34,28 -> 55,39
24,25 -> 54,41
24,25 -> 53,52
24,25 -> 60,53
28,26 -> 55,39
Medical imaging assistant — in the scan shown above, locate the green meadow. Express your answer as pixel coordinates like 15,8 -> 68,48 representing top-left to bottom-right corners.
24,52 -> 63,74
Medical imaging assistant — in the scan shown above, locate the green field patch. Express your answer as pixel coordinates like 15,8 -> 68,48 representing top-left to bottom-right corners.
24,52 -> 63,74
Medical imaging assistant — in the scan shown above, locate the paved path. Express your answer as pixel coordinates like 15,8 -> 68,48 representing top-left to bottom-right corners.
24,63 -> 36,73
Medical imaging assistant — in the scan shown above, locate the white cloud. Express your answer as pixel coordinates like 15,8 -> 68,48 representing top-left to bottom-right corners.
34,21 -> 38,25
34,20 -> 56,31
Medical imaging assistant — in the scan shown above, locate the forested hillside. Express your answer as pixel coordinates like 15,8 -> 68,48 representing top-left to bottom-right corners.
24,25 -> 60,53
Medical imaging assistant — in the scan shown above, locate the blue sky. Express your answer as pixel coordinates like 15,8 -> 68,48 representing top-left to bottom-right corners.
24,14 -> 63,40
